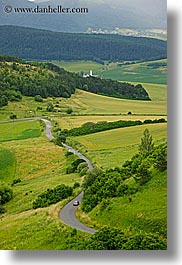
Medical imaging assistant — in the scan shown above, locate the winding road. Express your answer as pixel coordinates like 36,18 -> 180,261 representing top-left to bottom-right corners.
41,118 -> 96,234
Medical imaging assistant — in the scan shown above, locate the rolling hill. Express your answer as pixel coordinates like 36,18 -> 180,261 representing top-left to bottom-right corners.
0,26 -> 167,62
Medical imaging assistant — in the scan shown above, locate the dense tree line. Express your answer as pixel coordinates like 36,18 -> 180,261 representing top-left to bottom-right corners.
54,119 -> 166,142
81,139 -> 167,213
0,26 -> 167,62
0,56 -> 150,107
83,227 -> 167,250
32,184 -> 73,209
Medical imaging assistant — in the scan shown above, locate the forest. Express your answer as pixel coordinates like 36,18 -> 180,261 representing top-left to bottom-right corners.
0,26 -> 167,62
0,56 -> 150,108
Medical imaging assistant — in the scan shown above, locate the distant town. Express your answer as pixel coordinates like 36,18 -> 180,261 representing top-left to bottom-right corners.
86,28 -> 167,40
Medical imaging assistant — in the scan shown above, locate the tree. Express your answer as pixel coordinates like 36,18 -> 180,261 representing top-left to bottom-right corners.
66,108 -> 73,114
0,183 -> 13,205
46,102 -> 54,112
55,133 -> 66,146
139,128 -> 154,153
153,143 -> 167,171
9,114 -> 17,120
135,161 -> 151,185
34,95 -> 43,102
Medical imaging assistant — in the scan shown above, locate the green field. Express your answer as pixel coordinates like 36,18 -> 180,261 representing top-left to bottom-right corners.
98,60 -> 167,84
0,120 -> 41,142
0,148 -> 16,183
51,60 -> 103,74
75,123 -> 167,168
50,59 -> 167,85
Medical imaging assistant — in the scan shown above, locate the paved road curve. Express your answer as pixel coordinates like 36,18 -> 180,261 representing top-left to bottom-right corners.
41,118 -> 96,234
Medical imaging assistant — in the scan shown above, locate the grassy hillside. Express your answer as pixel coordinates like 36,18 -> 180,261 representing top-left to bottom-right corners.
74,123 -> 167,168
0,26 -> 167,62
90,169 -> 167,236
0,82 -> 167,121
67,88 -> 167,115
0,119 -> 89,250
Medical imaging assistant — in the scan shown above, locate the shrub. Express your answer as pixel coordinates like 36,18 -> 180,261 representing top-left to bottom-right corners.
12,178 -> 21,185
66,108 -> 73,114
73,182 -> 80,189
32,184 -> 73,209
34,95 -> 43,102
0,183 -> 13,205
0,205 -> 6,214
84,227 -> 167,250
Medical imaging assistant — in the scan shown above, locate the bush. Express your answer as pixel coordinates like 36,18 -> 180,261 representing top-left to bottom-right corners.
0,204 -> 6,214
32,184 -> 73,209
12,178 -> 21,185
84,227 -> 167,250
34,95 -> 43,102
0,183 -> 13,205
73,182 -> 80,189
66,108 -> 73,114
9,114 -> 17,120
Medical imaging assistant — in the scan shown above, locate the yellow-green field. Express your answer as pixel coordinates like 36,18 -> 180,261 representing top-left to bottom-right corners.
51,60 -> 103,73
64,86 -> 167,115
75,123 -> 167,168
53,114 -> 167,130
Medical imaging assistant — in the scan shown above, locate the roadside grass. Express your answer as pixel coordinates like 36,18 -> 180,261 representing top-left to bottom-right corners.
98,59 -> 167,84
0,123 -> 85,249
0,120 -> 41,142
0,206 -> 89,250
90,170 -> 167,236
0,148 -> 16,184
74,123 -> 167,168
51,60 -> 103,73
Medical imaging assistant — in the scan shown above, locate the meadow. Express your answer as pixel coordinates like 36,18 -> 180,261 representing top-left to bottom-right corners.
65,87 -> 167,116
74,123 -> 167,168
51,60 -> 103,74
98,59 -> 167,84
50,59 -> 167,85
0,120 -> 41,142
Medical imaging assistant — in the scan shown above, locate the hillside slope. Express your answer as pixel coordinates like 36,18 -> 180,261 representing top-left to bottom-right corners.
0,26 -> 167,62
0,56 -> 150,106
90,169 -> 167,237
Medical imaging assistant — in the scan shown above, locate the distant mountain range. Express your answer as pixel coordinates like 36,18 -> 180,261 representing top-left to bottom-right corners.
0,0 -> 167,33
